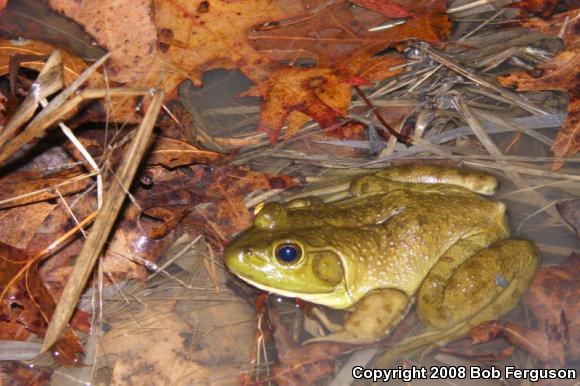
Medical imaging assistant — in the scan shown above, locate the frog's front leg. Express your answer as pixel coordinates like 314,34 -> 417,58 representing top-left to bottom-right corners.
305,288 -> 410,344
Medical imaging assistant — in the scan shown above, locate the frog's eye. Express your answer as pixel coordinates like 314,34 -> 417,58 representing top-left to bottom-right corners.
275,243 -> 302,264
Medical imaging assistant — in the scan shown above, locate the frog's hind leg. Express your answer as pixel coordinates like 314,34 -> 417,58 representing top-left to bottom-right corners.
304,288 -> 410,345
374,238 -> 538,366
373,164 -> 499,195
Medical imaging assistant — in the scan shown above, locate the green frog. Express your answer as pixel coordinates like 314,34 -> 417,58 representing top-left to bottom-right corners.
224,165 -> 538,348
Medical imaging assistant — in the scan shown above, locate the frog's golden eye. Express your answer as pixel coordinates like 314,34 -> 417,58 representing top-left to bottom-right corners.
275,243 -> 302,264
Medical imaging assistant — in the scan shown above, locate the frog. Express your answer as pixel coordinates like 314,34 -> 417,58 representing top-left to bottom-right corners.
224,164 -> 539,347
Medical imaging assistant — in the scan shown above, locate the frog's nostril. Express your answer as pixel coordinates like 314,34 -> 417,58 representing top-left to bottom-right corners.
243,247 -> 253,256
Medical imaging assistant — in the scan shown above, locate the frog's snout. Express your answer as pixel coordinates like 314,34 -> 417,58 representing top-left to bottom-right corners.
223,243 -> 244,272
224,241 -> 266,274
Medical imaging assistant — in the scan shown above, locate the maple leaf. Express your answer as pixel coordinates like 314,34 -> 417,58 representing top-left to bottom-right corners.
498,10 -> 580,169
351,0 -> 412,19
146,0 -> 307,87
250,0 -> 450,67
252,67 -> 368,142
47,0 -> 449,142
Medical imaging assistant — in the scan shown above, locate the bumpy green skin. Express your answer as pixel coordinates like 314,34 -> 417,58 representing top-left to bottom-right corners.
225,165 -> 538,344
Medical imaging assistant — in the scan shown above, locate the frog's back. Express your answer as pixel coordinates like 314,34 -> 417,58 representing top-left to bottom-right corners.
339,185 -> 511,299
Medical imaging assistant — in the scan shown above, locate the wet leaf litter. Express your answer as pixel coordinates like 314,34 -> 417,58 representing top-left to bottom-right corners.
0,0 -> 577,385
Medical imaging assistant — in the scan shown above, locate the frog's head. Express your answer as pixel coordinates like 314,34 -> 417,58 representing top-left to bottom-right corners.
225,204 -> 349,306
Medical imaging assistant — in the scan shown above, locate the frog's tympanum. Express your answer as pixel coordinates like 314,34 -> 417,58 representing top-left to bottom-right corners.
225,165 -> 539,346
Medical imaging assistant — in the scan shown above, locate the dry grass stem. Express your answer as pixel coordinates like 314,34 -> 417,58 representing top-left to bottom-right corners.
42,88 -> 165,352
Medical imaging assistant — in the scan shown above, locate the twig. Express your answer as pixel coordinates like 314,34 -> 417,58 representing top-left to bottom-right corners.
41,88 -> 165,353
353,86 -> 412,146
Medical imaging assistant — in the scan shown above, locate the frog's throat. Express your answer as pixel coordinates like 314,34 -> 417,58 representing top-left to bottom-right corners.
234,274 -> 352,309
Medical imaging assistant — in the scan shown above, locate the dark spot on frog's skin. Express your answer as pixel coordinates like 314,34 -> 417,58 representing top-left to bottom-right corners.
416,215 -> 428,226
197,1 -> 210,13
375,317 -> 382,325
382,304 -> 392,313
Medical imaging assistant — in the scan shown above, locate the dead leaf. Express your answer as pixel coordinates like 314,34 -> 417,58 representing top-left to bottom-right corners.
147,137 -> 226,168
47,0 -> 157,83
253,67 -> 368,142
514,0 -> 558,17
497,10 -> 580,168
0,168 -> 91,209
556,198 -> 580,238
250,0 -> 450,67
0,362 -> 53,386
461,254 -> 579,367
152,0 -> 308,86
101,306 -> 218,385
143,164 -> 298,243
0,242 -> 84,365
0,39 -> 102,87
351,0 -> 412,18
264,301 -> 350,386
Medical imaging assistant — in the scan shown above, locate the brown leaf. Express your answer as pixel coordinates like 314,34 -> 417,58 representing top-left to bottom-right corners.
147,137 -> 226,168
497,10 -> 580,168
47,0 -> 157,83
0,242 -> 84,365
267,302 -> 350,386
0,39 -> 99,86
143,165 -> 299,244
251,0 -> 450,68
254,67 -> 368,142
0,362 -> 53,386
461,254 -> 579,366
515,0 -> 558,17
0,168 -> 91,209
351,0 -> 412,18
556,198 -> 580,238
147,0 -> 307,87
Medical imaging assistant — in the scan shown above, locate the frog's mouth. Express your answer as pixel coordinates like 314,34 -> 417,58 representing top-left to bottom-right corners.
233,272 -> 352,310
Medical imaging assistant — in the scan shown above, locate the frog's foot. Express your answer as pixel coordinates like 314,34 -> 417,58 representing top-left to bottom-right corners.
418,238 -> 538,330
372,239 -> 539,366
304,288 -> 410,345
311,307 -> 342,333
